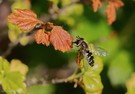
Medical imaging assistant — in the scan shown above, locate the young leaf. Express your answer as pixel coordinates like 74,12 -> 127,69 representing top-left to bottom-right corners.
11,0 -> 31,12
8,8 -> 43,32
0,57 -> 28,94
34,29 -> 51,46
8,23 -> 30,46
91,0 -> 102,12
10,59 -> 28,76
91,56 -> 103,74
19,36 -> 30,46
0,57 -> 10,74
2,72 -> 26,94
8,23 -> 22,42
126,73 -> 135,94
50,26 -> 73,52
83,71 -> 103,93
106,0 -> 124,25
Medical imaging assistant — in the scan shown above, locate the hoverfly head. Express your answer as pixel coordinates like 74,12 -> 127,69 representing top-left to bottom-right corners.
73,36 -> 84,46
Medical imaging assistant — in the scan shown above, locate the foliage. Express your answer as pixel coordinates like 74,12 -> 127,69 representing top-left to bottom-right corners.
108,50 -> 133,86
0,57 -> 28,94
0,0 -> 135,94
8,0 -> 31,46
126,73 -> 135,94
8,9 -> 73,52
80,54 -> 104,93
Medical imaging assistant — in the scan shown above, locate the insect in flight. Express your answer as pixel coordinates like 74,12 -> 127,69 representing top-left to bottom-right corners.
73,36 -> 108,67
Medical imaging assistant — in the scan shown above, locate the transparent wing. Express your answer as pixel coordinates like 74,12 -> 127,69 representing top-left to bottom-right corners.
93,47 -> 108,56
88,44 -> 109,57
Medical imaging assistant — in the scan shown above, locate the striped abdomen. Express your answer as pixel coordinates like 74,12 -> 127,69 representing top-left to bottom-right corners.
84,49 -> 94,67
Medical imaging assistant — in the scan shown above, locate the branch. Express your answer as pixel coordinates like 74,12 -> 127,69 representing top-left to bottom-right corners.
51,72 -> 83,84
26,72 -> 83,87
1,35 -> 20,58
25,63 -> 83,87
1,30 -> 36,58
42,0 -> 80,21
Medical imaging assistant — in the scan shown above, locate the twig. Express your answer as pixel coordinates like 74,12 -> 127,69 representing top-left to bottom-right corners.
1,29 -> 37,58
51,72 -> 83,84
25,63 -> 84,87
1,35 -> 20,58
26,72 -> 83,87
44,0 -> 80,21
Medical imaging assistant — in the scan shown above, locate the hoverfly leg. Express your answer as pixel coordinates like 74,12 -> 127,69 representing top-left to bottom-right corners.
76,50 -> 83,65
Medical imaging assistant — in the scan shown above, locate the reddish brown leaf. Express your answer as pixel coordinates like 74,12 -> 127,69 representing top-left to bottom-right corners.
8,9 -> 43,32
111,0 -> 124,9
50,26 -> 73,52
106,2 -> 116,25
34,29 -> 50,46
106,0 -> 124,25
91,0 -> 102,12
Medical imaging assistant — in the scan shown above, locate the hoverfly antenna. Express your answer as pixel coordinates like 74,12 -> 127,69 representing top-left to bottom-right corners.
76,36 -> 80,39
76,36 -> 84,40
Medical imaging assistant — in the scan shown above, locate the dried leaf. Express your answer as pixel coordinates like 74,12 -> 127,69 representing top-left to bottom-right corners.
50,26 -> 73,52
106,0 -> 124,25
34,29 -> 50,46
8,9 -> 43,32
91,0 -> 102,12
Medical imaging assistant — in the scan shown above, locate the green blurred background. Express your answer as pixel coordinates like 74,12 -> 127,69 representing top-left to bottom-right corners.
0,0 -> 135,94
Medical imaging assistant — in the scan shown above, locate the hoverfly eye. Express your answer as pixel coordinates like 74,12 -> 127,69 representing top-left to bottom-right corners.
80,38 -> 84,40
73,40 -> 79,45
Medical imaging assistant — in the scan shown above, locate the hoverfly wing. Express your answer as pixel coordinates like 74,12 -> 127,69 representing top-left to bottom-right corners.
89,44 -> 108,57
94,47 -> 108,56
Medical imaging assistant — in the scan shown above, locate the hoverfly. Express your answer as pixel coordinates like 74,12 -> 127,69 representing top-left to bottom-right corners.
73,36 -> 108,67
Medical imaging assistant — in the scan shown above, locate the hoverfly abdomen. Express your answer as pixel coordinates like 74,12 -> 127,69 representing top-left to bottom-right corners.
84,49 -> 94,67
89,58 -> 94,66
86,50 -> 92,56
